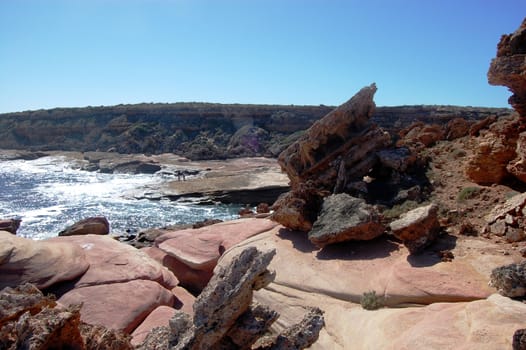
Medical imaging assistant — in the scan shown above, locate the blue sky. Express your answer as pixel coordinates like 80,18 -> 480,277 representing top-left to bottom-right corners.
0,0 -> 524,113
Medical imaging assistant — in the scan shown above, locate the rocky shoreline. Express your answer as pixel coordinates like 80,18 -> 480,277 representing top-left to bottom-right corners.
2,17 -> 526,350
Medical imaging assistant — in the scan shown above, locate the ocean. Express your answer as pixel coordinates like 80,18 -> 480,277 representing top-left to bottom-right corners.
0,155 -> 241,239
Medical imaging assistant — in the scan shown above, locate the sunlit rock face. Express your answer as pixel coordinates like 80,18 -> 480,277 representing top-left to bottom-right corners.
488,18 -> 526,118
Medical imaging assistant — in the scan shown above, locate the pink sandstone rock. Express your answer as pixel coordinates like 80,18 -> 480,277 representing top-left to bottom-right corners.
46,234 -> 178,289
255,286 -> 526,350
220,225 -> 514,307
151,218 -> 278,292
58,280 -> 174,334
141,246 -> 212,293
0,231 -> 89,290
172,286 -> 196,315
131,305 -> 177,346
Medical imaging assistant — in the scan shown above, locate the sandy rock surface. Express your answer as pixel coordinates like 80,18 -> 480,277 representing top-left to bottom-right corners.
0,231 -> 89,290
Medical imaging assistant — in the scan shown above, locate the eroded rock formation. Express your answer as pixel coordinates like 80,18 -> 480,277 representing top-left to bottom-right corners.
137,247 -> 324,349
467,17 -> 526,185
272,84 -> 392,232
0,283 -> 133,350
488,18 -> 526,118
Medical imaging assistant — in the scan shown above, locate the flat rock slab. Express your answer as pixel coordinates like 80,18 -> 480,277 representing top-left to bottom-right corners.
255,285 -> 526,350
58,280 -> 174,334
0,231 -> 89,290
46,234 -> 178,289
220,225 -> 515,307
155,218 -> 279,270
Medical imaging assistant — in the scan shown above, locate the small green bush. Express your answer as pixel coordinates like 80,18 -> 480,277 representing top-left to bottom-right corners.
360,290 -> 384,310
382,200 -> 420,220
457,187 -> 481,202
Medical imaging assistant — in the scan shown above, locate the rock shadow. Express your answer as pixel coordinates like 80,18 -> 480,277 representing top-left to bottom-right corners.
316,235 -> 399,261
406,233 -> 458,268
276,228 -> 318,253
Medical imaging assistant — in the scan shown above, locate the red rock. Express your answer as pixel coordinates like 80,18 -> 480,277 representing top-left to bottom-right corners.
397,122 -> 445,148
172,286 -> 196,315
155,218 -> 277,271
142,246 -> 212,293
0,231 -> 89,290
58,216 -> 110,236
46,234 -> 178,290
58,280 -> 174,334
131,305 -> 177,346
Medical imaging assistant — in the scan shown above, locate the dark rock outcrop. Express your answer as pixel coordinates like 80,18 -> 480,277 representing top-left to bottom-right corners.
490,261 -> 526,297
308,193 -> 385,247
514,329 -> 526,350
0,219 -> 21,235
58,216 -> 110,236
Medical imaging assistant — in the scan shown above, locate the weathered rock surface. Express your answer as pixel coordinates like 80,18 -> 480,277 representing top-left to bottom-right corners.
485,192 -> 526,242
138,247 -> 324,350
308,193 -> 385,247
0,284 -> 133,350
0,219 -> 21,234
272,84 -> 392,231
219,222 -> 524,349
488,18 -> 526,118
153,218 -> 278,292
46,234 -> 178,290
465,116 -> 519,184
142,246 -> 212,294
58,216 -> 110,236
0,231 -> 89,290
490,260 -> 526,297
59,280 -> 174,334
256,287 -> 526,350
389,203 -> 441,253
225,224 -> 511,307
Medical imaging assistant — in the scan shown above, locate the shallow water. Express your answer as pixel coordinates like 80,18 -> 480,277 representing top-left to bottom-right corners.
0,156 -> 241,239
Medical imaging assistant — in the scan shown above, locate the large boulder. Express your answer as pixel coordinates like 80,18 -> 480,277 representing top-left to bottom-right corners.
0,284 -> 133,350
490,261 -> 526,297
272,84 -> 392,231
465,117 -> 519,184
46,234 -> 178,290
389,203 -> 441,253
0,231 -> 89,290
308,193 -> 385,247
58,280 -> 174,334
488,18 -> 526,118
59,216 -> 110,236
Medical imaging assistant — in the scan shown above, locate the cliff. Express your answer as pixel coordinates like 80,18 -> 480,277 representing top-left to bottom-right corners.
0,102 -> 512,160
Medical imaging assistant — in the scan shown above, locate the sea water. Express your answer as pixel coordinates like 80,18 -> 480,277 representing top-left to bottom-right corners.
0,156 -> 240,239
